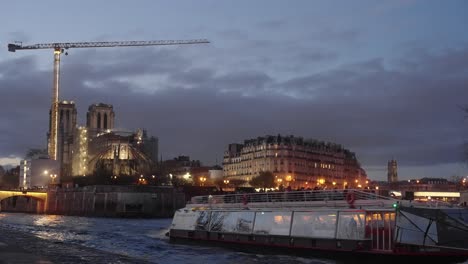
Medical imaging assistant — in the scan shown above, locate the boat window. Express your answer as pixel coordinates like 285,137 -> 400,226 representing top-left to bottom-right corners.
291,211 -> 337,238
195,211 -> 211,231
172,210 -> 204,231
253,212 -> 292,236
336,212 -> 365,240
367,212 -> 384,228
209,211 -> 255,234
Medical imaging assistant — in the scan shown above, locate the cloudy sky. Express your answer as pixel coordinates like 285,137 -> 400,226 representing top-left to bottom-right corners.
0,0 -> 467,180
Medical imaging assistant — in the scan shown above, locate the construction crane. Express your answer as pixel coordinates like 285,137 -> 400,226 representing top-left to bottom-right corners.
8,39 -> 209,161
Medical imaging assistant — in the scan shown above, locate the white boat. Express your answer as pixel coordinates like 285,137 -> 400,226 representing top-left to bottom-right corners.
169,189 -> 468,262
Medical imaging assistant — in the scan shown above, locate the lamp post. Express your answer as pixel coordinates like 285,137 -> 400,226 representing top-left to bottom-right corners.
138,174 -> 147,185
223,179 -> 230,191
199,176 -> 207,186
286,175 -> 292,186
277,178 -> 283,186
50,174 -> 57,184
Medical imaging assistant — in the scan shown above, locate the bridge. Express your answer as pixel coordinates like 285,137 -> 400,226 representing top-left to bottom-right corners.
0,190 -> 48,212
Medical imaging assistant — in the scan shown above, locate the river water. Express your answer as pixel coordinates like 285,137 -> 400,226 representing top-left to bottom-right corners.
0,212 -> 336,264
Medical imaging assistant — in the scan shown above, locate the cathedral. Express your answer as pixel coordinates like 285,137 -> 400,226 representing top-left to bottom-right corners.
50,101 -> 158,181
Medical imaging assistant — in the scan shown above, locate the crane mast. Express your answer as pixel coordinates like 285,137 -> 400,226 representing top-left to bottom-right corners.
8,39 -> 209,161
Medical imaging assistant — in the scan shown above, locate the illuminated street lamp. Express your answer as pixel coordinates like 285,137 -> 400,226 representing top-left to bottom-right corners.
277,178 -> 283,185
169,174 -> 173,186
138,174 -> 148,185
50,174 -> 57,184
199,176 -> 207,186
223,179 -> 230,185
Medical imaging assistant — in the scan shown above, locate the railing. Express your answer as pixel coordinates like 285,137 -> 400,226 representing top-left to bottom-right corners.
190,189 -> 393,205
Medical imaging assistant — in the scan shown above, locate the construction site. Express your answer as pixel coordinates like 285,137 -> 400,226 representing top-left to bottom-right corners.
9,39 -> 209,187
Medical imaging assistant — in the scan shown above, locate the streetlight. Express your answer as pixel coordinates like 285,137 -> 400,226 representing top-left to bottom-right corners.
277,178 -> 283,184
223,179 -> 230,185
199,176 -> 207,186
138,174 -> 147,185
169,174 -> 173,186
50,174 -> 57,184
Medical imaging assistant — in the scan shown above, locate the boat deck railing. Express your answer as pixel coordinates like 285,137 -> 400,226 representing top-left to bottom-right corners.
190,189 -> 394,207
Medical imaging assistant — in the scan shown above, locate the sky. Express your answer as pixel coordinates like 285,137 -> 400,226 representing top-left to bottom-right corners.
0,0 -> 468,181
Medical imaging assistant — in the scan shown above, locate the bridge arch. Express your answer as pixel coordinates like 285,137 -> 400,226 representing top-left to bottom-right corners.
0,191 -> 48,213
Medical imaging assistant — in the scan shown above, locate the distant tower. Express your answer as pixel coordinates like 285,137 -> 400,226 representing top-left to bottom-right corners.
86,103 -> 115,136
387,159 -> 398,183
48,100 -> 77,180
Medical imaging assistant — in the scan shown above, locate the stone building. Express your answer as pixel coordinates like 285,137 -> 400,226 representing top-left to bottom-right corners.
86,103 -> 115,137
47,101 -> 77,179
223,135 -> 367,189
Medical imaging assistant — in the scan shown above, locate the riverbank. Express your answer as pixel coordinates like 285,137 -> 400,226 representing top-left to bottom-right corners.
0,225 -> 149,264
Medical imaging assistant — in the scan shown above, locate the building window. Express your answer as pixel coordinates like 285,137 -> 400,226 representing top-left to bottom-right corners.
104,113 -> 108,129
97,113 -> 101,129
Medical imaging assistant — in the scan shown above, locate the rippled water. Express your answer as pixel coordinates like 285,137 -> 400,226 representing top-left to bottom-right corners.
0,212 -> 336,264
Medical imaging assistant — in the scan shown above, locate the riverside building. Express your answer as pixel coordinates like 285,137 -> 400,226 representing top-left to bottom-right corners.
223,135 -> 367,189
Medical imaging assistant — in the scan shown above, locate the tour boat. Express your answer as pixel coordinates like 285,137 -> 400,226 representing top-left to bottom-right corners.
168,189 -> 468,262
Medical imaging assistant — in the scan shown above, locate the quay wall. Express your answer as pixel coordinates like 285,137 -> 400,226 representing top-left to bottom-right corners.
46,185 -> 186,217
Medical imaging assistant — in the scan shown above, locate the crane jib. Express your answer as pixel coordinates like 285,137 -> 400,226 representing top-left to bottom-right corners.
8,39 -> 209,51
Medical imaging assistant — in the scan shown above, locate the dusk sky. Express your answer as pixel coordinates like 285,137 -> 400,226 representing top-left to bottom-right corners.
1,0 -> 468,180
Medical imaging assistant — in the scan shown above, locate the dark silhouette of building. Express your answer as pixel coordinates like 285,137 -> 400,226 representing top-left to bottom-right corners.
387,159 -> 398,183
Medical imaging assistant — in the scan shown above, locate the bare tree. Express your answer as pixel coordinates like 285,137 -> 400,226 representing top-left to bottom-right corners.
249,171 -> 276,191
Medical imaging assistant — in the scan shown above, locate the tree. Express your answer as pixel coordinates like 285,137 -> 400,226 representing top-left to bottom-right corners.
249,171 -> 276,191
1,167 -> 20,188
229,179 -> 247,188
171,177 -> 190,187
450,175 -> 466,190
0,165 -> 5,179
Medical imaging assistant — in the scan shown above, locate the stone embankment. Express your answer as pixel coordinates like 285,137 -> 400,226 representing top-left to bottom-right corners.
1,185 -> 186,217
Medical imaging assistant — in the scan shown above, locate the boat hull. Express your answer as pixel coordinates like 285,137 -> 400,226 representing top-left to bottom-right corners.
169,230 -> 468,263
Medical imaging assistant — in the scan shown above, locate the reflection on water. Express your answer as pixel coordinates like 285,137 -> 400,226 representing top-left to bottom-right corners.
33,214 -> 62,226
0,212 -> 336,264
